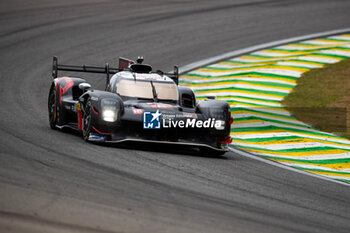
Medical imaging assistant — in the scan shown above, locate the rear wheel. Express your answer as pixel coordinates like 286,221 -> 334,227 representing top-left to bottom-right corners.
82,99 -> 92,141
48,84 -> 57,129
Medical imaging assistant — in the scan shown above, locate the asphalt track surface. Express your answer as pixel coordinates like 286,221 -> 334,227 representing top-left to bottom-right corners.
1,0 -> 350,232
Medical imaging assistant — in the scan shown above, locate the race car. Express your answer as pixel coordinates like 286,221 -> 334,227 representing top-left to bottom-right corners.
48,56 -> 233,155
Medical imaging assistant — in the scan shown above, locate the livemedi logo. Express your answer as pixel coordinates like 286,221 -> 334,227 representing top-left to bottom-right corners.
143,110 -> 162,129
143,110 -> 225,130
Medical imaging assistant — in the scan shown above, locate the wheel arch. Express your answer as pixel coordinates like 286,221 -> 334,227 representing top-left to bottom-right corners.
196,99 -> 232,141
178,85 -> 196,108
79,90 -> 124,137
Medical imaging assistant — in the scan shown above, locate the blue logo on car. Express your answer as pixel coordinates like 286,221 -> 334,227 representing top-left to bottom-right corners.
143,110 -> 161,129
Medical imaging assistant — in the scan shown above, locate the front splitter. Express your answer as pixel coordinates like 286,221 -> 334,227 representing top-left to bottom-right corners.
105,138 -> 228,152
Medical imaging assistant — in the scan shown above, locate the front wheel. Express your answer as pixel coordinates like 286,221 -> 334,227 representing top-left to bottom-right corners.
48,84 -> 57,129
82,100 -> 92,141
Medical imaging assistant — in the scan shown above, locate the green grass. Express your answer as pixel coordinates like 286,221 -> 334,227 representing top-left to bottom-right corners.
282,59 -> 350,139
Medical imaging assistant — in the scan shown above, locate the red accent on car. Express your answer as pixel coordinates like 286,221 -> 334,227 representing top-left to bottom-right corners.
149,103 -> 173,109
219,137 -> 233,144
132,109 -> 144,114
92,126 -> 111,135
92,106 -> 99,115
229,117 -> 233,125
77,103 -> 83,131
56,77 -> 74,104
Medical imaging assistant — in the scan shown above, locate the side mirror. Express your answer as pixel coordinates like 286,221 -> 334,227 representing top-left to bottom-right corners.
79,83 -> 91,92
206,93 -> 216,100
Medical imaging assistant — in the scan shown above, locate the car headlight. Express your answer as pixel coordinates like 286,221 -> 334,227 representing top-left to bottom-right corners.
101,98 -> 119,122
102,109 -> 116,122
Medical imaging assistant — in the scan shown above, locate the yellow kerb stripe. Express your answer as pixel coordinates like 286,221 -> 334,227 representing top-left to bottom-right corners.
236,138 -> 350,148
231,129 -> 342,141
238,55 -> 302,61
230,104 -> 288,113
198,65 -> 309,73
194,89 -> 284,98
308,170 -> 350,178
269,159 -> 350,170
244,148 -> 348,157
180,75 -> 297,84
186,81 -> 293,91
259,50 -> 311,55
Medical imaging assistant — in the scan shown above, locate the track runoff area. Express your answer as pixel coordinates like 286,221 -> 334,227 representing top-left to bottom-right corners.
180,33 -> 350,184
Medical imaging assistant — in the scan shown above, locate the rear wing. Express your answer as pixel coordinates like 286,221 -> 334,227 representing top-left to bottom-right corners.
52,56 -> 121,89
52,56 -> 179,86
119,57 -> 134,70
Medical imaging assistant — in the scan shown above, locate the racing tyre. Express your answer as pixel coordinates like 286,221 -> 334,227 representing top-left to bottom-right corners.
82,99 -> 93,141
48,84 -> 57,129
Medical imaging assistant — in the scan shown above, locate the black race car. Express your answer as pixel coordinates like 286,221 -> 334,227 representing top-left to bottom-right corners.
48,56 -> 233,155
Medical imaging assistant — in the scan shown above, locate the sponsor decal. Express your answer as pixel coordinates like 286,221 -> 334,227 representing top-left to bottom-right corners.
136,74 -> 163,80
182,112 -> 198,119
163,118 -> 225,130
65,103 -> 77,112
143,110 -> 225,130
132,109 -> 144,114
148,103 -> 173,109
88,133 -> 106,142
143,110 -> 162,129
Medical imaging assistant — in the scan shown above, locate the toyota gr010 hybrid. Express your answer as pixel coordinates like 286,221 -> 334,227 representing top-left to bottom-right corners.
48,56 -> 233,155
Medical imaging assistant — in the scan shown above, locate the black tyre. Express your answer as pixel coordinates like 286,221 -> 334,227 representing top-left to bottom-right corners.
48,84 -> 57,129
82,99 -> 92,141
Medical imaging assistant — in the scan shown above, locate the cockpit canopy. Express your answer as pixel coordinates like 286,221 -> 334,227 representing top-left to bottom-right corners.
116,78 -> 179,102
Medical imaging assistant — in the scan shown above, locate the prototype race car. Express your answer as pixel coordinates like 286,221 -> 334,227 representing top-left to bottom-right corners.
48,56 -> 233,155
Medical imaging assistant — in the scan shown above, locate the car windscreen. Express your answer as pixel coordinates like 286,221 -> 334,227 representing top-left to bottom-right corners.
116,79 -> 179,101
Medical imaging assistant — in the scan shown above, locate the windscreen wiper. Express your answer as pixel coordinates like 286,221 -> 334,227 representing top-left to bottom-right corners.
150,81 -> 158,102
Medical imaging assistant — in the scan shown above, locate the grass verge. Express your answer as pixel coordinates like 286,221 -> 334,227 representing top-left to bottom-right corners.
282,59 -> 350,139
